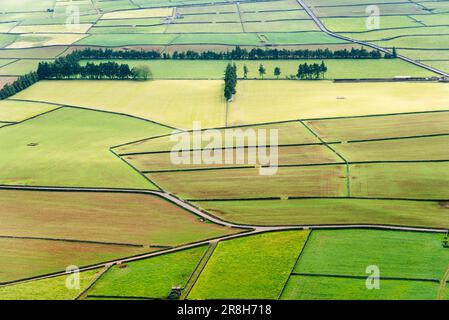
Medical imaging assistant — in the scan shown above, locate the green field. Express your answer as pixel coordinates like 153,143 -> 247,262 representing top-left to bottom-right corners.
0,59 -> 50,76
86,246 -> 207,299
295,229 -> 449,280
188,230 -> 309,299
81,59 -> 435,79
281,275 -> 439,300
0,107 -> 169,188
193,198 -> 449,228
0,269 -> 102,300
322,16 -> 421,32
0,100 -> 57,122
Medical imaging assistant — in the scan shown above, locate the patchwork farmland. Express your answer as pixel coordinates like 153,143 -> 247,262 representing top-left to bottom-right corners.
0,0 -> 449,302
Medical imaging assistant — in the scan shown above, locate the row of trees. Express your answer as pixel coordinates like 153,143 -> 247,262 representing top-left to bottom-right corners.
224,63 -> 237,101
37,55 -> 151,80
242,61 -> 328,80
73,46 -> 388,61
0,72 -> 39,100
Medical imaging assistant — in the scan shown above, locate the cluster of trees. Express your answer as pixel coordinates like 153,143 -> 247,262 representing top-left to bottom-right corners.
72,46 -> 387,61
297,62 -> 328,79
37,55 -> 151,80
224,63 -> 237,101
0,72 -> 39,100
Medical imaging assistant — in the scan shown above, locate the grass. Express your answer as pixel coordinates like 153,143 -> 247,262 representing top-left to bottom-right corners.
82,58 -> 435,80
149,164 -> 347,199
0,237 -> 151,283
124,145 -> 341,171
410,13 -> 449,26
0,59 -> 51,76
0,269 -> 102,300
10,24 -> 92,34
351,162 -> 449,200
334,136 -> 449,162
305,111 -> 449,142
0,107 -> 169,189
171,33 -> 262,46
0,0 -> 55,13
322,16 -> 421,32
188,230 -> 309,299
0,34 -> 18,48
14,80 -> 226,129
75,34 -> 177,46
0,190 -> 236,246
242,10 -> 310,21
166,22 -> 244,33
86,246 -> 207,298
0,46 -> 68,59
344,26 -> 449,42
102,7 -> 173,19
193,198 -> 449,228
313,3 -> 428,17
0,99 -> 57,122
244,20 -> 319,32
264,32 -> 348,45
281,275 -> 439,300
295,229 -> 449,280
375,35 -> 449,50
7,33 -> 88,49
239,0 -> 300,11
229,81 -> 449,126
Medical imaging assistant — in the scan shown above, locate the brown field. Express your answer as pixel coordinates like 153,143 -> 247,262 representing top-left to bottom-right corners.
148,165 -> 347,199
305,112 -> 449,142
115,122 -> 320,155
334,136 -> 449,162
0,76 -> 17,89
351,163 -> 449,199
0,190 -> 236,246
0,237 -> 152,283
0,46 -> 68,59
124,145 -> 342,172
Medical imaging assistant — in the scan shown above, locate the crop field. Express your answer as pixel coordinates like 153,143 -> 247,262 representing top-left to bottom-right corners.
188,231 -> 309,299
0,190 -> 236,246
1,0 -> 449,301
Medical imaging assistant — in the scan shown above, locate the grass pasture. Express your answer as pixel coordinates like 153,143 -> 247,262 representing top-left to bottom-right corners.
9,24 -> 92,34
102,7 -> 173,19
14,80 -> 226,129
7,33 -> 88,49
0,59 -> 50,76
148,165 -> 347,199
0,99 -> 57,122
322,16 -> 421,32
229,81 -> 449,126
188,230 -> 309,299
281,275 -> 439,300
0,237 -> 150,283
0,269 -> 102,300
295,229 -> 449,280
0,107 -> 169,189
0,190 -> 236,246
305,111 -> 449,142
86,246 -> 207,299
192,198 -> 449,228
350,162 -> 449,200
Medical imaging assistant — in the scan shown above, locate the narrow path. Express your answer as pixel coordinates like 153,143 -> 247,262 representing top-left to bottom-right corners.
296,0 -> 449,77
437,265 -> 449,300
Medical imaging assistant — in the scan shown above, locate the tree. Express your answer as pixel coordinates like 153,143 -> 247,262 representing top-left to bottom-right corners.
243,64 -> 249,79
274,67 -> 281,79
132,65 -> 152,80
392,47 -> 397,58
224,63 -> 237,101
258,64 -> 266,79
319,61 -> 327,79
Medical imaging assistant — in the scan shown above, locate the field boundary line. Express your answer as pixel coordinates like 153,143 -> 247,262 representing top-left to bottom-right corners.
85,295 -> 157,300
74,264 -> 112,301
189,195 -> 449,202
436,264 -> 449,300
181,241 -> 219,299
0,234 -> 145,248
299,120 -> 351,197
347,132 -> 449,144
277,228 -> 312,299
293,272 -> 440,283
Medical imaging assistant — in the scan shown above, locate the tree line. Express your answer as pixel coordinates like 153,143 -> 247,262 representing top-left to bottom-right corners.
36,55 -> 151,80
73,46 -> 388,61
224,63 -> 237,101
0,72 -> 39,100
242,61 -> 328,80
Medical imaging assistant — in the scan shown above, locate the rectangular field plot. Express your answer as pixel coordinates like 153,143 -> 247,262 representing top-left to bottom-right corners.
0,34 -> 18,48
350,162 -> 449,199
123,145 -> 341,172
178,13 -> 241,23
411,13 -> 449,26
102,7 -> 173,19
94,17 -> 165,27
76,34 -> 177,46
192,198 -> 449,228
9,24 -> 92,34
148,165 -> 347,199
89,25 -> 168,34
241,10 -> 310,21
7,33 -> 88,49
0,268 -> 102,300
345,26 -> 449,42
0,46 -> 69,59
0,190 -> 235,246
0,59 -> 51,76
264,31 -> 347,45
334,136 -> 449,162
305,111 -> 449,142
166,22 -> 244,33
171,33 -> 262,46
295,229 -> 449,280
229,81 -> 449,126
322,16 -> 421,32
281,275 -> 439,300
239,0 -> 300,12
0,107 -> 169,189
244,20 -> 319,32
86,246 -> 207,299
178,4 -> 237,15
0,237 -> 150,283
0,100 -> 57,122
14,80 -> 226,129
375,35 -> 449,50
188,231 -> 309,299
115,121 -> 320,154
311,3 -> 428,17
